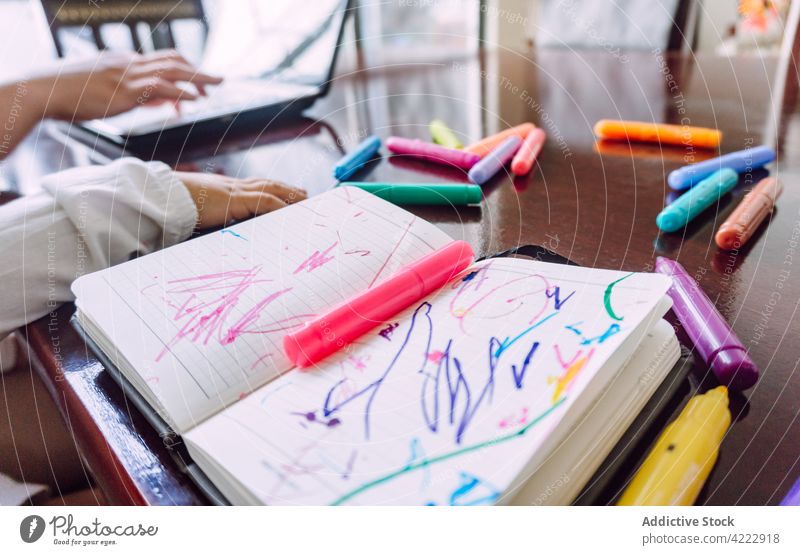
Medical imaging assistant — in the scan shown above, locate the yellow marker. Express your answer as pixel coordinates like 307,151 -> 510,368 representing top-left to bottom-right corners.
618,386 -> 731,506
429,119 -> 463,149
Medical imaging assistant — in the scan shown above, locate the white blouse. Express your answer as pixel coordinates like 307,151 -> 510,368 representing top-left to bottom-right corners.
0,157 -> 198,504
0,157 -> 198,340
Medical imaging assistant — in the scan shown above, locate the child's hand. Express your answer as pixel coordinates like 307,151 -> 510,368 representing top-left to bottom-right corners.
32,50 -> 223,121
175,172 -> 308,229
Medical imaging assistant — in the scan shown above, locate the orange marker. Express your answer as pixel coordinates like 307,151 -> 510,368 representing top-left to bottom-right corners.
465,123 -> 535,158
593,119 -> 722,149
715,176 -> 783,250
511,128 -> 546,175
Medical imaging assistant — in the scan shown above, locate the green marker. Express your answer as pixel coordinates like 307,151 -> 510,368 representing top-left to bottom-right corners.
339,182 -> 482,205
429,119 -> 463,149
656,168 -> 739,232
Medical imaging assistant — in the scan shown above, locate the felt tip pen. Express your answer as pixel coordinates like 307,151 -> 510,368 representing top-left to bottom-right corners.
668,145 -> 775,191
468,135 -> 521,185
386,137 -> 480,170
334,135 -> 382,181
511,128 -> 546,176
283,240 -> 475,368
429,119 -> 463,149
594,119 -> 722,149
780,474 -> 800,506
656,168 -> 739,233
465,123 -> 534,158
337,183 -> 482,205
655,256 -> 759,389
618,386 -> 731,506
715,176 -> 783,250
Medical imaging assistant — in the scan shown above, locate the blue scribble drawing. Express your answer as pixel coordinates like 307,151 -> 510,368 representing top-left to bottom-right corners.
221,229 -> 248,240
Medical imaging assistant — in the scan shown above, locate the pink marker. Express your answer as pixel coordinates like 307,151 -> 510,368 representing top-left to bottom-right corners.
511,128 -> 546,176
386,137 -> 480,170
283,241 -> 474,368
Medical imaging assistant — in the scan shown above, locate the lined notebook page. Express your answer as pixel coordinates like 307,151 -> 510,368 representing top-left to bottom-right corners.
72,187 -> 453,433
184,258 -> 671,505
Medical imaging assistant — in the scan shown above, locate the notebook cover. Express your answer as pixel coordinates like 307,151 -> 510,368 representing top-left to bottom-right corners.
71,314 -> 231,506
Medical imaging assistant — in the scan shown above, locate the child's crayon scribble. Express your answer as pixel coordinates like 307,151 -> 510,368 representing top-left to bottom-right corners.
220,229 -> 247,241
293,241 -> 338,274
498,407 -> 529,429
250,352 -> 274,370
447,472 -> 500,506
154,267 -> 310,361
406,438 -> 432,490
549,349 -> 594,403
368,218 -> 415,287
603,272 -> 634,321
292,410 -> 341,429
378,322 -> 399,340
448,267 -> 563,333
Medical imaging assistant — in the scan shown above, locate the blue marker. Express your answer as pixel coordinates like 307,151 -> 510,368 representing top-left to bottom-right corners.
657,168 -> 739,232
668,145 -> 775,191
468,135 -> 521,185
334,135 -> 382,180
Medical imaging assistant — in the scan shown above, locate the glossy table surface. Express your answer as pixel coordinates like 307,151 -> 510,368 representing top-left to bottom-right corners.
15,47 -> 800,505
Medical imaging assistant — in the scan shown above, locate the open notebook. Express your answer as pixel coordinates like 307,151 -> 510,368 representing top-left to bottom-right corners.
72,186 -> 677,505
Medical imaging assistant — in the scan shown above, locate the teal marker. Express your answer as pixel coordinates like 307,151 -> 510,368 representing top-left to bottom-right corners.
338,182 -> 482,205
656,168 -> 739,232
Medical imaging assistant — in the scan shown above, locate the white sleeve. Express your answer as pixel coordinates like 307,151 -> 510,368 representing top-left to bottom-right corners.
0,157 -> 197,340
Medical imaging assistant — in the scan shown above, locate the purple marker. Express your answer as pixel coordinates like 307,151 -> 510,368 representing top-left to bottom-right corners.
780,475 -> 800,506
386,137 -> 480,170
467,135 -> 521,185
655,257 -> 759,390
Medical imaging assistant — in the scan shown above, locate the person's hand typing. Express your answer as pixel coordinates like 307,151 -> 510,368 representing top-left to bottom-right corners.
31,50 -> 223,121
174,172 -> 308,229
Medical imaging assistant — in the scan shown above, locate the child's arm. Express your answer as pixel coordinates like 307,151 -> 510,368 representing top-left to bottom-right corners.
0,158 -> 305,338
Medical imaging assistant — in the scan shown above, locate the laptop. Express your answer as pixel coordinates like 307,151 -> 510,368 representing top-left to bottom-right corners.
79,0 -> 352,153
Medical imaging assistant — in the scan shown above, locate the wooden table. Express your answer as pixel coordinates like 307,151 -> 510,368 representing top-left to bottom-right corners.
18,48 -> 800,505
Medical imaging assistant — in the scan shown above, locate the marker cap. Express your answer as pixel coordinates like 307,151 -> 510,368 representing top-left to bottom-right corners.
709,346 -> 759,390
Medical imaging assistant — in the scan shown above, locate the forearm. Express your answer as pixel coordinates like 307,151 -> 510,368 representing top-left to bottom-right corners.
0,78 -> 48,160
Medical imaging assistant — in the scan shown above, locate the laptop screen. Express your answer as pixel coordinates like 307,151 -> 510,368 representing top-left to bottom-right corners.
83,0 -> 350,139
200,0 -> 350,86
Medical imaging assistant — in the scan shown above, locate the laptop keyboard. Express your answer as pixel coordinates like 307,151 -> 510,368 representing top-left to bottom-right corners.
178,80 -> 312,116
87,79 -> 319,136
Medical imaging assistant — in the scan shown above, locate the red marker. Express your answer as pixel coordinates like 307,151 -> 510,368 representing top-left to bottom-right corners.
283,241 -> 474,368
511,128 -> 546,175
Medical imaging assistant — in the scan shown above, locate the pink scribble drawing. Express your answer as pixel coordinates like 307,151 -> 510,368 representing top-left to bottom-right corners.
369,218 -> 415,287
140,282 -> 159,295
336,230 -> 370,257
427,350 -> 444,363
448,266 -> 550,332
346,355 -> 367,371
498,407 -> 530,429
293,241 -> 338,274
250,352 -> 275,371
554,344 -> 582,369
156,266 -> 311,361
